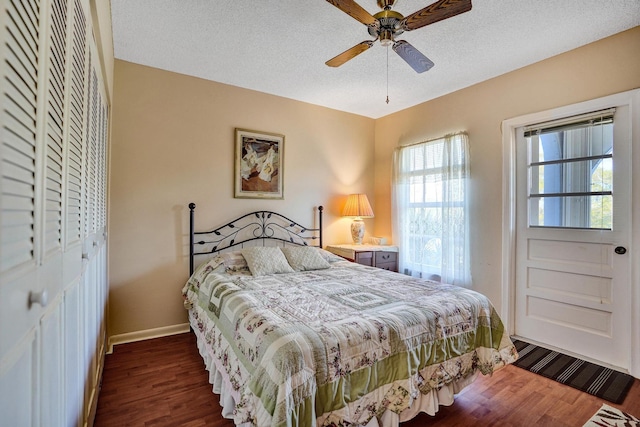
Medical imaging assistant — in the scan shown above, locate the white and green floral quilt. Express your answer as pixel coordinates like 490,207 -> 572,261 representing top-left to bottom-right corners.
183,260 -> 517,427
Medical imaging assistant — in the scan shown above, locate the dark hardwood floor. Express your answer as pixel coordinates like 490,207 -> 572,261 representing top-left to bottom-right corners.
94,333 -> 640,426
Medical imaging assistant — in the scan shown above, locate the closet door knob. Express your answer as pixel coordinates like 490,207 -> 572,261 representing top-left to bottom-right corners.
614,246 -> 626,255
29,290 -> 48,308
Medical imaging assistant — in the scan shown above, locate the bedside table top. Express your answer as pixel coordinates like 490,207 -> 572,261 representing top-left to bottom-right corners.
325,244 -> 398,259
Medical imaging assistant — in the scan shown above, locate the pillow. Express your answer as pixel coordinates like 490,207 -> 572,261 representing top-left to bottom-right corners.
241,247 -> 295,276
218,251 -> 249,272
317,248 -> 345,263
281,246 -> 331,271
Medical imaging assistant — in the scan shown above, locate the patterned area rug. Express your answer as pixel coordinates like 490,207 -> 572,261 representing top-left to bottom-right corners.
512,340 -> 634,404
583,404 -> 639,426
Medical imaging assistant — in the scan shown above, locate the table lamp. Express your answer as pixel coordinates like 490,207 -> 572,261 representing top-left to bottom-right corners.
342,194 -> 374,244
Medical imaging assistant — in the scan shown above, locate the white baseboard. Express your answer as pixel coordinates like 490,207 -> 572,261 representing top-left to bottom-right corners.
107,323 -> 191,354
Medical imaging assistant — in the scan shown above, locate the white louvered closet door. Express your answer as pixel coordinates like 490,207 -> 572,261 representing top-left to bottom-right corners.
62,0 -> 88,423
0,1 -> 44,424
0,0 -> 109,425
79,24 -> 109,422
40,0 -> 68,424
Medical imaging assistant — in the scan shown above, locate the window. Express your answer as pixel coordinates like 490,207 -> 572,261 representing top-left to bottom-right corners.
392,132 -> 471,286
524,109 -> 614,229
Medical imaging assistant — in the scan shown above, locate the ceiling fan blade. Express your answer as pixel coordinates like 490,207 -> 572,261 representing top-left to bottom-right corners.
399,0 -> 472,31
325,0 -> 378,27
392,40 -> 434,73
326,40 -> 374,67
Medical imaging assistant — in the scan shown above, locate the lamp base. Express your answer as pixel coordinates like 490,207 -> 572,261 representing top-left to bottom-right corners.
350,219 -> 365,245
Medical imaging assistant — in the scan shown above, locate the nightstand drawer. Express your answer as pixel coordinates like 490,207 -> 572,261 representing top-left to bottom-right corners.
375,251 -> 397,264
354,251 -> 374,266
376,262 -> 396,271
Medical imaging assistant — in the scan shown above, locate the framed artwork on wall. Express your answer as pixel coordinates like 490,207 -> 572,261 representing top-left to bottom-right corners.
234,128 -> 285,199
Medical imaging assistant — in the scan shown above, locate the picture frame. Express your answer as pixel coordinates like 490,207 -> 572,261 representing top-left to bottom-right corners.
234,128 -> 285,199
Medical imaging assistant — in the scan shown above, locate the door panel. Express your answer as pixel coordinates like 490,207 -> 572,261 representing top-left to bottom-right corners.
40,300 -> 63,426
527,267 -> 611,303
0,329 -> 37,427
526,296 -> 611,334
64,280 -> 82,427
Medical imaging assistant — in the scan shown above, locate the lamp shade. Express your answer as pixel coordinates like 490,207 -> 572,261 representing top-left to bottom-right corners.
342,194 -> 374,218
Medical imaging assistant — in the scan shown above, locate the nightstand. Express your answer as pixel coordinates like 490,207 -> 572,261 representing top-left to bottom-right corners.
325,244 -> 399,272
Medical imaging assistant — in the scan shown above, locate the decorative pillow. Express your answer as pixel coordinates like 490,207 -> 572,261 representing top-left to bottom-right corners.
218,251 -> 249,272
281,246 -> 331,271
241,247 -> 295,276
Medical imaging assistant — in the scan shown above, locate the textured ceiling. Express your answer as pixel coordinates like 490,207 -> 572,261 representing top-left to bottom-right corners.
111,0 -> 640,119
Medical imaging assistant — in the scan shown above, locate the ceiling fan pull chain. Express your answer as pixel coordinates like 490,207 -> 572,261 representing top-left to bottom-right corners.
386,44 -> 390,104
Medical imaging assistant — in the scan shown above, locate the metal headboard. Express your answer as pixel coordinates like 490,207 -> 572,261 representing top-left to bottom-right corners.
189,203 -> 324,275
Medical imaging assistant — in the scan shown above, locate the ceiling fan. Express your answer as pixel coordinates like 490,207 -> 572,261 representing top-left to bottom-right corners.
325,0 -> 472,73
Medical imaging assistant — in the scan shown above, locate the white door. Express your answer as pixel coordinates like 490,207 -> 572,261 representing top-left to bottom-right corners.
0,0 -> 46,423
515,105 -> 631,371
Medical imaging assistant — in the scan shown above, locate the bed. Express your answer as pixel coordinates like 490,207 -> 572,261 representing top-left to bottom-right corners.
183,203 -> 518,427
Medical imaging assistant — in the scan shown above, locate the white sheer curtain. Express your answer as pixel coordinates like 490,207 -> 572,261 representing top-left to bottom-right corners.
392,132 -> 471,287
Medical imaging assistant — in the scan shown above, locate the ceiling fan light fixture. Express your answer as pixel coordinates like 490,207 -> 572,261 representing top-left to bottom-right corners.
369,10 -> 404,42
379,29 -> 393,46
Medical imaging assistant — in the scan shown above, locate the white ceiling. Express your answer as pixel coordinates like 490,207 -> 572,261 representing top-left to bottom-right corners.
110,0 -> 640,119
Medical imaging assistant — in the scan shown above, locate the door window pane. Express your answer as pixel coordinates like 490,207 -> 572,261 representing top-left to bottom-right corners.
526,117 -> 613,229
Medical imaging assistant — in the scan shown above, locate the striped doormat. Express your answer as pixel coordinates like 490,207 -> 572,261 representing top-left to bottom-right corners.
512,339 -> 634,404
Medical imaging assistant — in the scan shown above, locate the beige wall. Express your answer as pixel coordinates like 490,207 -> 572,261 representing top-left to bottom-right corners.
374,26 -> 640,310
109,61 -> 375,336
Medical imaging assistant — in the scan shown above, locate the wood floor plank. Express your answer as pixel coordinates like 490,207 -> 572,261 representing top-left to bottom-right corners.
94,333 -> 640,426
